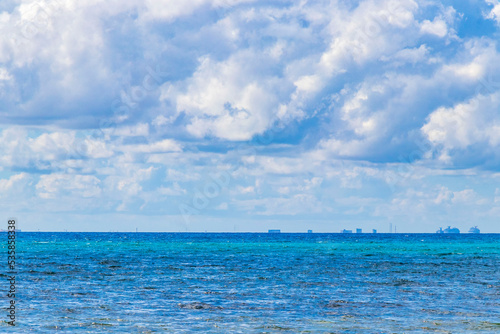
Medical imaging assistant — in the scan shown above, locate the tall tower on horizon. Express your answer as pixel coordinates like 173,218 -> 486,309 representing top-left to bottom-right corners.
390,223 -> 393,233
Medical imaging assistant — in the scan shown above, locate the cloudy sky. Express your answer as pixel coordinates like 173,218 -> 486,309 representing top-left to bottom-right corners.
1,0 -> 500,232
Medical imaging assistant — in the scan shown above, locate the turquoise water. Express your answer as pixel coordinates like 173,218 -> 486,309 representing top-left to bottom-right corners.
2,233 -> 500,333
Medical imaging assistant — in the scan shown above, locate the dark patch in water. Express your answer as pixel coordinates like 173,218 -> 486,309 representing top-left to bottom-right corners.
255,325 -> 295,331
326,300 -> 351,308
178,302 -> 223,310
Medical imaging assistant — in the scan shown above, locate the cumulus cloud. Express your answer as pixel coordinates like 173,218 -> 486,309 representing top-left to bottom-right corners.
0,127 -> 113,170
36,174 -> 102,199
381,44 -> 430,66
121,139 -> 183,154
433,187 -> 477,205
485,0 -> 500,24
1,0 -> 500,230
422,92 -> 500,163
171,54 -> 285,140
314,37 -> 500,162
420,18 -> 448,37
0,173 -> 31,194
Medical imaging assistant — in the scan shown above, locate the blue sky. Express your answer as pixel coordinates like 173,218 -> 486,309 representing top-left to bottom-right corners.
1,0 -> 500,232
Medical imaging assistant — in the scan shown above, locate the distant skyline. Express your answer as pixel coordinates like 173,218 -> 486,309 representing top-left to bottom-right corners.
1,0 -> 500,232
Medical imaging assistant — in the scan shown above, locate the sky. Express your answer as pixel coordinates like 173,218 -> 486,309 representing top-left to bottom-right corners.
1,0 -> 500,232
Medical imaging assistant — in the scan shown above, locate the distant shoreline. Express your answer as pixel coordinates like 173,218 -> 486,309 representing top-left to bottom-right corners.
3,231 -> 498,234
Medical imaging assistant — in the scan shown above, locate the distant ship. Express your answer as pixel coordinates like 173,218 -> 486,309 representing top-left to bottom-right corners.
436,226 -> 460,234
468,226 -> 480,234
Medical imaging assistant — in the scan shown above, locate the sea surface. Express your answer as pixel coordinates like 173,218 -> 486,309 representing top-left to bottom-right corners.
2,232 -> 500,333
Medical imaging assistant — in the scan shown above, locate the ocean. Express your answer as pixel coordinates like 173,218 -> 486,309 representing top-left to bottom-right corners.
2,232 -> 499,333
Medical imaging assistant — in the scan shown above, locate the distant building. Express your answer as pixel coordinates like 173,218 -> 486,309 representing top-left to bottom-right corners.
356,228 -> 362,234
372,229 -> 377,233
341,229 -> 353,233
307,230 -> 313,233
268,229 -> 281,233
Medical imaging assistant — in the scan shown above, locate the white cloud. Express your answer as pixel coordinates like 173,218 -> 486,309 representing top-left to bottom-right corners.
0,127 -> 114,169
121,139 -> 183,154
0,127 -> 181,171
433,187 -> 480,205
486,0 -> 500,24
113,123 -> 149,137
381,44 -> 430,65
1,0 -> 500,231
103,165 -> 156,210
313,37 -> 500,161
250,156 -> 308,175
434,186 -> 453,204
140,0 -> 209,21
0,173 -> 31,193
284,0 -> 421,118
140,0 -> 255,22
374,184 -> 489,227
420,18 -> 448,37
237,185 -> 254,194
441,39 -> 500,81
157,183 -> 186,196
234,194 -> 322,215
422,92 -> 500,154
451,189 -> 477,203
216,202 -> 228,210
420,5 -> 458,38
171,53 -> 284,140
166,169 -> 200,182
0,68 -> 11,80
36,174 -> 102,199
84,138 -> 114,158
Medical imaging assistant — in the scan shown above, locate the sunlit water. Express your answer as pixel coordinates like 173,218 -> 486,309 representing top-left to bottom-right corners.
2,232 -> 499,333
